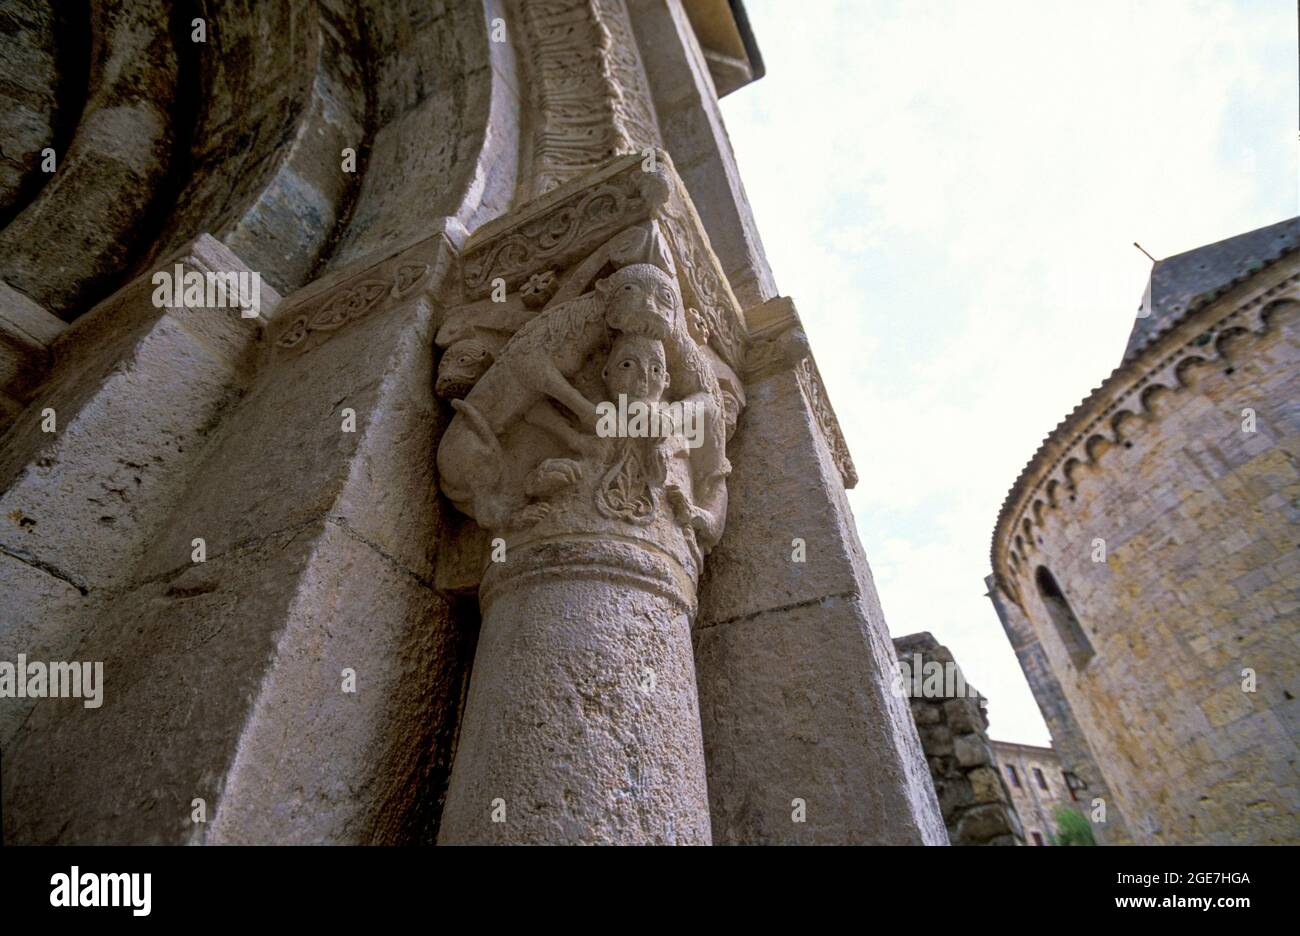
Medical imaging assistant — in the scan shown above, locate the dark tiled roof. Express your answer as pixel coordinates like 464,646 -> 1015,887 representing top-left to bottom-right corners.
1124,217 -> 1300,362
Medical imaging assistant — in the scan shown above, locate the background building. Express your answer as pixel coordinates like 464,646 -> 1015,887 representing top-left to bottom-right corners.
988,218 -> 1300,845
991,740 -> 1087,846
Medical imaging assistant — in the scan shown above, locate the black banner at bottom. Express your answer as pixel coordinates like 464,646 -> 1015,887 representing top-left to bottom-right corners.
0,843 -> 1285,923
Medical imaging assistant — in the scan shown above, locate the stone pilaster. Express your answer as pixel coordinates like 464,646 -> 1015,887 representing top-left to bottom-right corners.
0,236 -> 275,750
2,231 -> 470,844
693,296 -> 946,844
626,0 -> 777,308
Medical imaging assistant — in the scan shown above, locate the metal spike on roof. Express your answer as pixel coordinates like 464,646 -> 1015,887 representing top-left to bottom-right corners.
1122,217 -> 1299,363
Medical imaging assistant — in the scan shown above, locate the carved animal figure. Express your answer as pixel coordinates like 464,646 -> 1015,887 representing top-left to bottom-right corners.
437,263 -> 682,527
435,338 -> 496,399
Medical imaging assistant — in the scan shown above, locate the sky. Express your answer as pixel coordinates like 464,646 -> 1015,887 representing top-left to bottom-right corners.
718,0 -> 1298,744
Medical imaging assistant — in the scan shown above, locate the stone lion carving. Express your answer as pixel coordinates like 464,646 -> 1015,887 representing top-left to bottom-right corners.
435,338 -> 496,399
437,263 -> 682,528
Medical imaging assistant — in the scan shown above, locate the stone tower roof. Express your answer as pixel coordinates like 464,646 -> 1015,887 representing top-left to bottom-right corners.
1124,217 -> 1300,362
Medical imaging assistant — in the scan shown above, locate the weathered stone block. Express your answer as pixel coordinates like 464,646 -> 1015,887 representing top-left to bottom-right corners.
954,733 -> 993,767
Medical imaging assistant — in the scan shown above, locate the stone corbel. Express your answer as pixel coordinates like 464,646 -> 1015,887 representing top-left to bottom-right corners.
743,295 -> 810,381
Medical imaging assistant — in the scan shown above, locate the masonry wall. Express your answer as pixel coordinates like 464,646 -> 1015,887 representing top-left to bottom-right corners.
992,741 -> 1087,845
892,633 -> 1022,845
0,0 -> 947,845
986,574 -> 1129,843
998,286 -> 1300,844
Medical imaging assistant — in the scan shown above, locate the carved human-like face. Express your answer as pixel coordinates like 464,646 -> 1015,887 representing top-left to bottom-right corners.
720,389 -> 740,440
598,264 -> 678,340
603,334 -> 669,404
435,340 -> 493,398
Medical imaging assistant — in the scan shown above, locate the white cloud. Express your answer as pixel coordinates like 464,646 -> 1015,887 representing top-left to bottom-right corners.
721,0 -> 1297,744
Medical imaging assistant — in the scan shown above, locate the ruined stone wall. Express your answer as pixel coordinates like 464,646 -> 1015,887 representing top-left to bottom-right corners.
991,257 -> 1300,844
893,633 -> 1022,845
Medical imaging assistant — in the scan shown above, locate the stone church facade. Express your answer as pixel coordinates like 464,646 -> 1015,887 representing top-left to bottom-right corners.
988,218 -> 1300,845
0,1 -> 948,844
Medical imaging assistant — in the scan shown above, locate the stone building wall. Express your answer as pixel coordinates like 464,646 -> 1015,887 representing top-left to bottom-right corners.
989,226 -> 1300,845
992,740 -> 1087,846
893,633 -> 1023,845
986,574 -> 1130,844
0,0 -> 946,845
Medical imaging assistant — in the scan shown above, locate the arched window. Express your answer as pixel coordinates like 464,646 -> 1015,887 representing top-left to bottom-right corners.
1035,566 -> 1094,667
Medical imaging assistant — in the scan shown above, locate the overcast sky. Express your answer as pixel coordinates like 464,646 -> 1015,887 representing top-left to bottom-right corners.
719,0 -> 1298,744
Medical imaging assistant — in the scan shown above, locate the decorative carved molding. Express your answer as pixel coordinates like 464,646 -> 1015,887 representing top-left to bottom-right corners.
274,259 -> 434,352
657,186 -> 746,372
795,357 -> 859,490
516,0 -> 663,199
462,164 -> 666,299
279,279 -> 390,347
457,151 -> 748,374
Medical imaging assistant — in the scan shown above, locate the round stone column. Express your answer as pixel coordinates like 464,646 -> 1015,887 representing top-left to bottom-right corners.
437,537 -> 711,844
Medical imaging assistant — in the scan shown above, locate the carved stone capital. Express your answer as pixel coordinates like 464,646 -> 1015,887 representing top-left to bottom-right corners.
436,151 -> 747,589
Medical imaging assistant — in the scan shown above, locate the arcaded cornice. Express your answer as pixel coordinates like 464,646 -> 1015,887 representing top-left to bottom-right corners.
990,246 -> 1300,606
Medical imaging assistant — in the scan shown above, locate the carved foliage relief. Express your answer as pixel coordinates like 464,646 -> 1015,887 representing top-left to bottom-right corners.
275,260 -> 434,352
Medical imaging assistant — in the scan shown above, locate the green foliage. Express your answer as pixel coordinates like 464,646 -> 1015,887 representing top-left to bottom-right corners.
1052,806 -> 1097,846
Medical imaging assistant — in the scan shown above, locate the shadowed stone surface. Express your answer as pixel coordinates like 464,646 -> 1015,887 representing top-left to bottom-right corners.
2,0 -> 950,847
